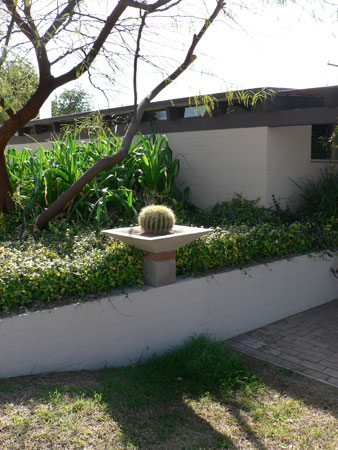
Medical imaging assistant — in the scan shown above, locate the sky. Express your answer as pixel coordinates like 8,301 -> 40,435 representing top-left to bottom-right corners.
41,0 -> 338,117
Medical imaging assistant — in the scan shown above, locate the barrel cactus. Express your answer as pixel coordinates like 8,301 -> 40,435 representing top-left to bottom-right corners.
138,205 -> 176,235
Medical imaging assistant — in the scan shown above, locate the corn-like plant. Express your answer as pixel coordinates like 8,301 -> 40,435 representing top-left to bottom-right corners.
131,132 -> 180,203
7,129 -> 187,227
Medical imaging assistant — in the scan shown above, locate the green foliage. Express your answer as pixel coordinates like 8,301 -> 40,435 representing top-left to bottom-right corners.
131,132 -> 186,204
0,55 -> 39,124
208,195 -> 272,226
1,184 -> 337,314
52,85 -> 93,116
185,194 -> 295,228
138,205 -> 176,235
176,218 -> 338,275
185,89 -> 275,117
0,222 -> 144,315
225,88 -> 275,109
291,167 -> 338,220
7,130 -> 186,227
1,196 -> 337,314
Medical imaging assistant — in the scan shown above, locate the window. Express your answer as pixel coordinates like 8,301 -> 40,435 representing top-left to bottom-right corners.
226,104 -> 251,114
34,124 -> 53,134
184,105 -> 207,118
142,110 -> 167,121
311,124 -> 338,161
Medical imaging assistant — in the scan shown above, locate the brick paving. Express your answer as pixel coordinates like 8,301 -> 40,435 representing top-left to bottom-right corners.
226,299 -> 338,388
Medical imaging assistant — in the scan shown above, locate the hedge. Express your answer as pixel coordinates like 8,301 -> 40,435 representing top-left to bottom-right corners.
176,219 -> 338,275
0,227 -> 144,314
0,218 -> 337,314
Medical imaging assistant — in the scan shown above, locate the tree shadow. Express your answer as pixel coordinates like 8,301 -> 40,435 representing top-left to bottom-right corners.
97,367 -> 264,450
4,345 -> 335,449
0,347 -> 272,450
238,352 -> 338,420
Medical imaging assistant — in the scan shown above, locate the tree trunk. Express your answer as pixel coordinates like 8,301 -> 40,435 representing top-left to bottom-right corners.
0,78 -> 57,214
0,149 -> 14,213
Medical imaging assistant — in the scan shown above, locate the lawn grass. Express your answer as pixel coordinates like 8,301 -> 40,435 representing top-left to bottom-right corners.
0,336 -> 337,450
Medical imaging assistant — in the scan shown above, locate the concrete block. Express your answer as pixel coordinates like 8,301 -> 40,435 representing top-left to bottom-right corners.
143,254 -> 176,286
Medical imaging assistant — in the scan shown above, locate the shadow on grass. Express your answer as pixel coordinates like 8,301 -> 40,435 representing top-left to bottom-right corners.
0,337 -> 272,450
238,352 -> 338,421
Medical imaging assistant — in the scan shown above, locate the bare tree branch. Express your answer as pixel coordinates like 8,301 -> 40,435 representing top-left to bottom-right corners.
4,0 -> 51,76
144,0 -> 226,101
124,0 -> 181,12
3,0 -> 36,42
156,0 -> 183,12
50,45 -> 85,66
87,71 -> 111,106
41,0 -> 81,45
133,11 -> 147,114
53,1 -> 129,88
36,0 -> 225,229
0,8 -> 16,68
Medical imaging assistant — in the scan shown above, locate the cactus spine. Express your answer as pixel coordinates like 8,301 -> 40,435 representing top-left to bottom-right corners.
138,205 -> 176,235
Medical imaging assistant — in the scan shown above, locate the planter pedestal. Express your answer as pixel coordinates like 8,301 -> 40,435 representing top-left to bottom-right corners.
143,250 -> 176,287
102,225 -> 212,287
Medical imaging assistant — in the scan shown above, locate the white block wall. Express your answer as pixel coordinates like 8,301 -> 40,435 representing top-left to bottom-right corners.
168,126 -> 331,208
168,128 -> 269,208
0,252 -> 337,378
266,125 -> 329,207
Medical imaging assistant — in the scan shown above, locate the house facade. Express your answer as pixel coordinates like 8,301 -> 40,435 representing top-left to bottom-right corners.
8,86 -> 338,208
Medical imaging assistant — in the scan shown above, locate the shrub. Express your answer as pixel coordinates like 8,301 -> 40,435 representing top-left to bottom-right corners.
0,224 -> 144,314
184,194 -> 296,228
176,218 -> 338,275
291,167 -> 338,220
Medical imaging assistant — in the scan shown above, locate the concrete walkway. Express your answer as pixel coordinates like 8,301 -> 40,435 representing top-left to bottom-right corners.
226,299 -> 338,388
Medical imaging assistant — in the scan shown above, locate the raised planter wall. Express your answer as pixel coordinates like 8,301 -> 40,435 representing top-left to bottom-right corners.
1,252 -> 337,379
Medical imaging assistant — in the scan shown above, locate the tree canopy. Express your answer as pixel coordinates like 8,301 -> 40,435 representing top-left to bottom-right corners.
0,55 -> 38,124
52,86 -> 93,116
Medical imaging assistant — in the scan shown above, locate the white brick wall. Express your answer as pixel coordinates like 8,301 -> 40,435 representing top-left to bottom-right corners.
168,127 -> 269,207
266,126 -> 329,207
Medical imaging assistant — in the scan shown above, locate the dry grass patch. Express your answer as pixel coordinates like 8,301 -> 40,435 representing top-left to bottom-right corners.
0,338 -> 337,450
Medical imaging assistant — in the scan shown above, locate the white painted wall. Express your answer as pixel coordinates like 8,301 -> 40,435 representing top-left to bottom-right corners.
0,252 -> 337,379
7,142 -> 43,152
167,128 -> 269,208
266,126 -> 330,207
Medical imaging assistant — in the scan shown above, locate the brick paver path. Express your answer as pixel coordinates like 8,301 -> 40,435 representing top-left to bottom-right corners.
226,299 -> 338,388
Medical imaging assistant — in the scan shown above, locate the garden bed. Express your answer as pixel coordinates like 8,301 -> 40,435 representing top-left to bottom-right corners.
1,215 -> 337,316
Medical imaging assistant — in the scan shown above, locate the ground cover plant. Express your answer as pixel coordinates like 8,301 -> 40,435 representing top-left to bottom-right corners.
1,196 -> 337,315
0,335 -> 337,450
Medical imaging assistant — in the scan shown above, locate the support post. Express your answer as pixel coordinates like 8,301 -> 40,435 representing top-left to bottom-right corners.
143,251 -> 177,287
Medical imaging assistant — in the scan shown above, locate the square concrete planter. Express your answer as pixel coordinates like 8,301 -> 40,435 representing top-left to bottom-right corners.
102,225 -> 212,286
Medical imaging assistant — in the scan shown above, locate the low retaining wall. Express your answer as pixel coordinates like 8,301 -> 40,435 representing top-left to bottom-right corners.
1,252 -> 337,378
